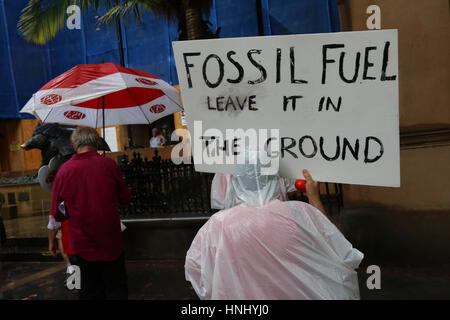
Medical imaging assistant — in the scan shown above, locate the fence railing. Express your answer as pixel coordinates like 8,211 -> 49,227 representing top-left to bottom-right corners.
118,151 -> 214,217
117,151 -> 343,218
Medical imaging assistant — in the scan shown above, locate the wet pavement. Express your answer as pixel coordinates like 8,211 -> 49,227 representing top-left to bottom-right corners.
3,215 -> 48,239
358,265 -> 450,300
2,214 -> 450,300
1,260 -> 198,300
1,260 -> 450,300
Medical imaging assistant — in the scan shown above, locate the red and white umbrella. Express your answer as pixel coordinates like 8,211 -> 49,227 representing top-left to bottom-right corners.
20,63 -> 183,127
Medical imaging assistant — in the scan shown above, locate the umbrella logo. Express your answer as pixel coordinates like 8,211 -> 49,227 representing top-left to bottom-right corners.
149,104 -> 166,114
64,110 -> 86,120
41,94 -> 62,105
136,78 -> 157,86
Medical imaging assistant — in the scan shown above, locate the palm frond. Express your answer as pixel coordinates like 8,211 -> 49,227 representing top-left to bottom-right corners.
100,0 -> 213,26
17,0 -> 106,45
17,0 -> 212,45
18,0 -> 71,45
98,0 -> 146,25
99,0 -> 180,26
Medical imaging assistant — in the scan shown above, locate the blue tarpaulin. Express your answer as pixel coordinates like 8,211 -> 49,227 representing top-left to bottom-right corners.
0,0 -> 339,119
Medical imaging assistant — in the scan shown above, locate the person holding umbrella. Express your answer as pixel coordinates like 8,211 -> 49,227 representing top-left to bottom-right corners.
19,63 -> 183,299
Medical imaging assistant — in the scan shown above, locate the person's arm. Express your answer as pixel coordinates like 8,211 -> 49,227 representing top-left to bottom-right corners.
302,169 -> 328,218
47,215 -> 60,256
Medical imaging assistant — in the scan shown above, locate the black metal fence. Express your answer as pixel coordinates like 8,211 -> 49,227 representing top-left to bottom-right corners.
118,151 -> 214,217
117,151 -> 343,218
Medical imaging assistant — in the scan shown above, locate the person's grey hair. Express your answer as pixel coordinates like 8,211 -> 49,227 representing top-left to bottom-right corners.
71,126 -> 100,149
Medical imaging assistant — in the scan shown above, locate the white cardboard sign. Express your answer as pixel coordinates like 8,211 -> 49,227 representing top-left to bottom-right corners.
173,30 -> 399,187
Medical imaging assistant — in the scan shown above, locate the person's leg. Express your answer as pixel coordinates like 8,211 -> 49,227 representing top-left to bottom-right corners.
58,239 -> 73,273
69,254 -> 105,300
58,239 -> 69,264
101,252 -> 128,300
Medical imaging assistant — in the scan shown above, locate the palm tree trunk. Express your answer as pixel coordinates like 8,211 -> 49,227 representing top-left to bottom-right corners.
182,0 -> 204,40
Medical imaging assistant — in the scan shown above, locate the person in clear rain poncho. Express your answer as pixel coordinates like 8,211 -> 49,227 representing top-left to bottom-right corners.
185,150 -> 364,300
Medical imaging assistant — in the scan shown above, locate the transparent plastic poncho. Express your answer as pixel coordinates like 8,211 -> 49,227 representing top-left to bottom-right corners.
186,150 -> 363,299
211,150 -> 296,209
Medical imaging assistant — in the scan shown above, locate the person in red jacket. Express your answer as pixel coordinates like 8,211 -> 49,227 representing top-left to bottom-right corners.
51,126 -> 131,300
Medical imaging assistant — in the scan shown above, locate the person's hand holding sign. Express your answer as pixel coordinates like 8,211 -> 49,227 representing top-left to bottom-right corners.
302,169 -> 319,197
301,169 -> 327,217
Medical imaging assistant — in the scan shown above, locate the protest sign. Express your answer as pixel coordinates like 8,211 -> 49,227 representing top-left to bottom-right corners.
173,30 -> 399,187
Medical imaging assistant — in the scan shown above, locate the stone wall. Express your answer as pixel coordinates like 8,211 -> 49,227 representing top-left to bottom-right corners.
0,183 -> 51,219
338,0 -> 450,210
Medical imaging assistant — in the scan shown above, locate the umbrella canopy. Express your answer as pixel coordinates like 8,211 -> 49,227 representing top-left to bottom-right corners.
20,63 -> 183,127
